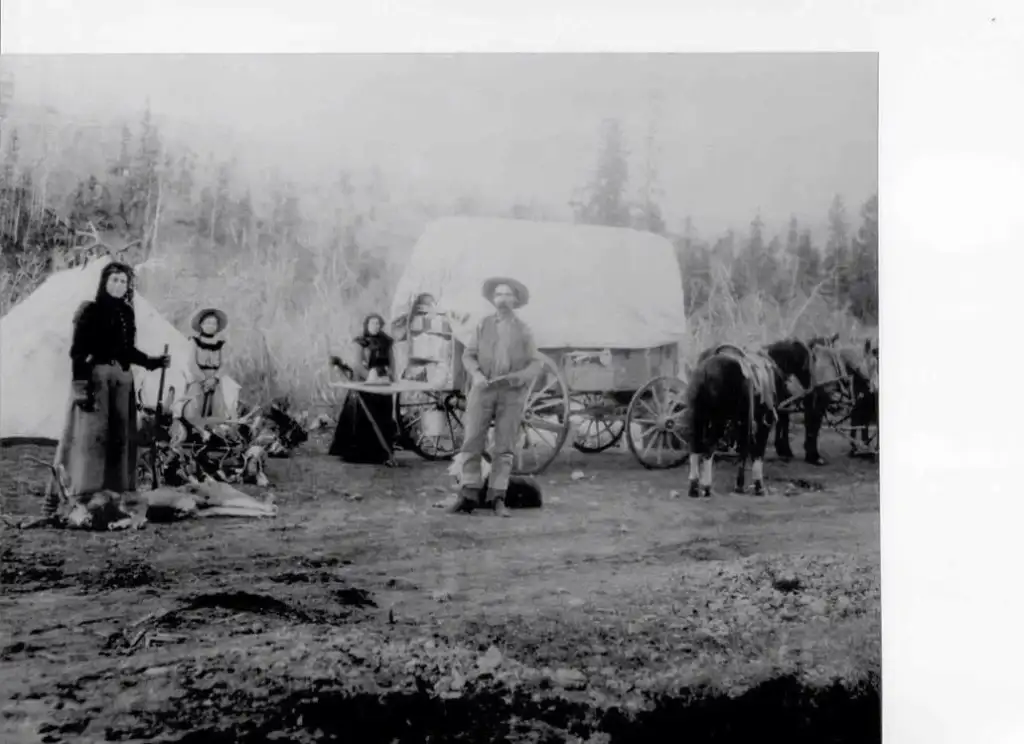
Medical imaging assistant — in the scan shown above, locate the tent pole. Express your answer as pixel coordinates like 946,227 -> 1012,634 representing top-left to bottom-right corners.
152,344 -> 169,490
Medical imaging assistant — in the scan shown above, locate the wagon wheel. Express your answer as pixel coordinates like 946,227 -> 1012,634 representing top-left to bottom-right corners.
397,390 -> 466,461
514,352 -> 571,475
626,376 -> 689,469
569,393 -> 626,453
824,385 -> 879,457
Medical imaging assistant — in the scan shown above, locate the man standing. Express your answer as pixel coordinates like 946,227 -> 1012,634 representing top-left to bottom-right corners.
450,277 -> 542,517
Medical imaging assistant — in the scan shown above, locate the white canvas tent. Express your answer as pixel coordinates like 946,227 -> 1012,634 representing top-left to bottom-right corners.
388,217 -> 688,352
1,257 -> 240,442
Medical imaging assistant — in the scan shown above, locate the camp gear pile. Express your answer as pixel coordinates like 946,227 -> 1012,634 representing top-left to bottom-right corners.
137,399 -> 311,489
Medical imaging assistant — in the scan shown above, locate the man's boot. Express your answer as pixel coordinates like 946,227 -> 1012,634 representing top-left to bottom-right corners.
448,486 -> 480,514
489,490 -> 510,518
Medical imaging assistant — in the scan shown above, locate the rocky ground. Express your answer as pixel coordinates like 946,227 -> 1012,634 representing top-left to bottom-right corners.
0,432 -> 880,743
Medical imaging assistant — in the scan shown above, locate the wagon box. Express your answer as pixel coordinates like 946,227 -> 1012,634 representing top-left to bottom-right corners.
557,345 -> 680,393
388,217 -> 692,473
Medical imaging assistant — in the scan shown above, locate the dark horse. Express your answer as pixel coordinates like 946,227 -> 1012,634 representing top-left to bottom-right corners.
807,334 -> 879,455
762,334 -> 879,464
684,344 -> 778,498
763,337 -> 828,465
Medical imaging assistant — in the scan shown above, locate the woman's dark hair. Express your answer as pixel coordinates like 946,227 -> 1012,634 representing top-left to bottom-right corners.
362,313 -> 387,337
95,261 -> 136,305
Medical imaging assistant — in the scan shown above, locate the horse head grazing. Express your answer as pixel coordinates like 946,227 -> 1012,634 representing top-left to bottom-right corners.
764,338 -> 814,392
811,343 -> 848,389
684,344 -> 777,498
762,336 -> 837,466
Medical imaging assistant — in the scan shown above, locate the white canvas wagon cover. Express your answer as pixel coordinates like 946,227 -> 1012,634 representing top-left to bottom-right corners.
389,217 -> 687,350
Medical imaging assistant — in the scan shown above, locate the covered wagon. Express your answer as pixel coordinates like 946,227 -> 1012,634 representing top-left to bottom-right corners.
387,216 -> 693,473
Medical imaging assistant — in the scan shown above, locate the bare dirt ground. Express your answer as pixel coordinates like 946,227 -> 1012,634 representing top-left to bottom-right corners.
1,431 -> 880,743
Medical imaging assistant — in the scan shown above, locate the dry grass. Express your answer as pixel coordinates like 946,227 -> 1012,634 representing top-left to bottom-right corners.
3,235 -> 876,412
676,263 -> 874,378
2,183 -> 876,417
133,240 -> 401,409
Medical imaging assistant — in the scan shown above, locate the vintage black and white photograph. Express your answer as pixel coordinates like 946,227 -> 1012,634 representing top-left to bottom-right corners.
0,50 -> 881,741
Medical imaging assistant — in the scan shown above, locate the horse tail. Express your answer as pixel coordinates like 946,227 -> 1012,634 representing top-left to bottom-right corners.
685,359 -> 715,452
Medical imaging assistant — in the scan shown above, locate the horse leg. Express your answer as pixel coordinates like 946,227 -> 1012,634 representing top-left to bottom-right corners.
701,453 -> 713,498
803,392 -> 827,466
698,415 -> 719,499
849,394 -> 865,455
733,412 -> 750,494
688,451 -> 701,498
687,407 -> 703,498
752,409 -> 773,496
775,409 -> 794,459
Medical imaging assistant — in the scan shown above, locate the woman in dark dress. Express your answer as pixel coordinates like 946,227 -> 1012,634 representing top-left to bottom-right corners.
53,262 -> 171,499
328,314 -> 398,464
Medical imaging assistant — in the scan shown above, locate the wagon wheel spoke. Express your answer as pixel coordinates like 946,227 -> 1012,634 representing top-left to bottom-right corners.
528,377 -> 559,405
640,430 -> 660,464
444,409 -> 460,451
530,398 -> 566,413
636,398 -> 660,421
569,393 -> 626,453
630,417 -> 659,426
513,353 -> 570,474
527,417 -> 566,433
398,391 -> 464,461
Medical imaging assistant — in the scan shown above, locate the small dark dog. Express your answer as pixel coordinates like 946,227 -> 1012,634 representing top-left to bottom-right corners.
448,454 -> 543,509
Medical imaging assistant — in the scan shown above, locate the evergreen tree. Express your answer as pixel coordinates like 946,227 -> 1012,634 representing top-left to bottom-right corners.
634,96 -> 667,234
823,194 -> 850,304
793,228 -> 822,295
785,215 -> 799,255
674,217 -> 710,314
571,118 -> 631,228
848,193 -> 878,321
732,213 -> 767,298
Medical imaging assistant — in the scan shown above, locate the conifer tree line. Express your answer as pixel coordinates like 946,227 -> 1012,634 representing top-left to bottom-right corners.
1,82 -> 877,326
569,118 -> 878,324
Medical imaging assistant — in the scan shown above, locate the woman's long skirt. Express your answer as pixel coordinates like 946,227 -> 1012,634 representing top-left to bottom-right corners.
182,377 -> 230,423
51,363 -> 139,503
328,391 -> 397,464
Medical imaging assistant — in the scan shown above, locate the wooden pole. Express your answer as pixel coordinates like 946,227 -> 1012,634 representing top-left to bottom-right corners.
152,343 -> 169,490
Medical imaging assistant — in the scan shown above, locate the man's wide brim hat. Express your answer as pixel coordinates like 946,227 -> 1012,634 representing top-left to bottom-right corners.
191,307 -> 229,333
482,276 -> 530,307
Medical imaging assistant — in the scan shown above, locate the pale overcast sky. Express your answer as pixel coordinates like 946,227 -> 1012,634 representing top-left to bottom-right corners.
4,53 -> 876,239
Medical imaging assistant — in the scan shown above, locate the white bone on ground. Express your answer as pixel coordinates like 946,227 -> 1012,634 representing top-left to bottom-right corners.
700,456 -> 713,488
689,453 -> 700,481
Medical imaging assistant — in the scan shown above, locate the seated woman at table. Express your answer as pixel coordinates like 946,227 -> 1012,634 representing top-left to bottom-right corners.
328,313 -> 398,464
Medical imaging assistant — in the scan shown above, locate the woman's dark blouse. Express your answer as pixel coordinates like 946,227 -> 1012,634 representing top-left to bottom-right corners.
70,297 -> 153,381
355,333 -> 393,376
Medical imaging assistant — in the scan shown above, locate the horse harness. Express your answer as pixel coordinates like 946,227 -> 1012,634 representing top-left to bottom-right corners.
711,345 -> 780,437
811,345 -> 857,402
711,345 -> 779,407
